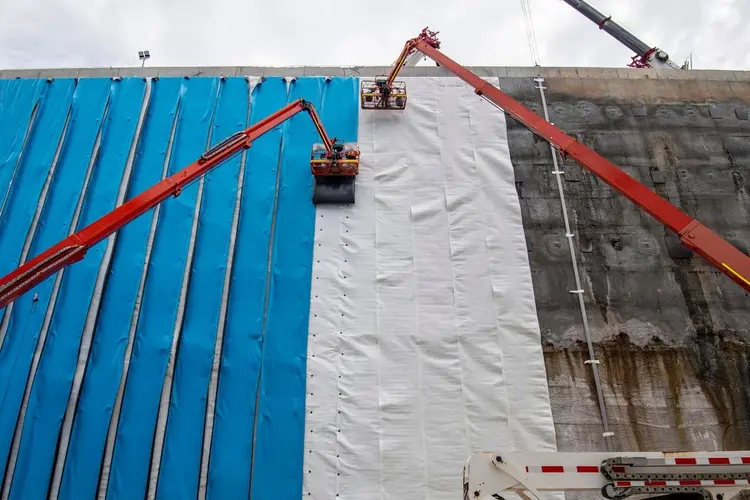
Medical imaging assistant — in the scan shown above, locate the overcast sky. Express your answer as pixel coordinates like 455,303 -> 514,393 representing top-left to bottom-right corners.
1,0 -> 748,70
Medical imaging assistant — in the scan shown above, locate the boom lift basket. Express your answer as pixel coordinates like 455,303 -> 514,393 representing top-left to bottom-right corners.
360,78 -> 407,110
310,141 -> 360,204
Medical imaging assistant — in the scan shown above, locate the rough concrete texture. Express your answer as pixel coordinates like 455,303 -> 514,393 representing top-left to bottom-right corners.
504,75 -> 750,453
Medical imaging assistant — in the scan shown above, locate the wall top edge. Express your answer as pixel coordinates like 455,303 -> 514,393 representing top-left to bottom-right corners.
1,66 -> 748,82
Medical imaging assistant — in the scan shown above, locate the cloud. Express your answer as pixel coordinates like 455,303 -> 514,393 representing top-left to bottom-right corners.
0,0 -> 746,70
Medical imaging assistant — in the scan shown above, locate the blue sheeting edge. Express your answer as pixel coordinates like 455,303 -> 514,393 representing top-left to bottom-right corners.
106,77 -> 218,500
9,77 -> 146,500
206,77 -> 286,500
58,77 -> 183,500
250,76 -> 359,499
156,77 -> 248,500
0,78 -> 111,486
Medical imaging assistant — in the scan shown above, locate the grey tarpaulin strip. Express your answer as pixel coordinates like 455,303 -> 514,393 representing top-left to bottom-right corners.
197,76 -> 259,500
1,87 -> 111,500
0,88 -> 72,349
96,90 -> 183,500
48,77 -> 152,499
145,80 -> 222,500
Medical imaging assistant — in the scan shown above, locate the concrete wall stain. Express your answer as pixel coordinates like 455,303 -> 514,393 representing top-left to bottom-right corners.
517,74 -> 748,453
544,338 -> 750,453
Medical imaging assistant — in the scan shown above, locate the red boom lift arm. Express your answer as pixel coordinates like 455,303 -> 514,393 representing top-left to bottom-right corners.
370,30 -> 750,293
0,98 -> 359,309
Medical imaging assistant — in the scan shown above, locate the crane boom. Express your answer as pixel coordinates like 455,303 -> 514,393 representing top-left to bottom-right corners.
0,97 -> 360,309
560,0 -> 682,69
368,31 -> 750,293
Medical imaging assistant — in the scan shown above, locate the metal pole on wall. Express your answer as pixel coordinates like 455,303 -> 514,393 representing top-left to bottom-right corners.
535,76 -> 614,452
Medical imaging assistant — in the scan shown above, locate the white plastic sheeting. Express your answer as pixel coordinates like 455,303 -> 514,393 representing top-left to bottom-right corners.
304,77 -> 557,499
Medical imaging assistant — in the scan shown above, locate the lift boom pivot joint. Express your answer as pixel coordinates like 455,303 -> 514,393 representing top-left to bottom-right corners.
360,27 -> 440,110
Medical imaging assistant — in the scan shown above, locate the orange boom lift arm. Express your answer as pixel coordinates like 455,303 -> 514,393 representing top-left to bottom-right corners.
0,98 -> 360,309
364,29 -> 750,293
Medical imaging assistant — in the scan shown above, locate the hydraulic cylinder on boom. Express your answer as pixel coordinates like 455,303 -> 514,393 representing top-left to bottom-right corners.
364,29 -> 750,293
0,97 -> 360,309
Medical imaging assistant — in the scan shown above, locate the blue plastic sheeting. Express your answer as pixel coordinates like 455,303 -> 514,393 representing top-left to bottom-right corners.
106,77 -> 218,499
0,74 -> 359,498
0,79 -> 73,286
250,76 -> 359,499
155,77 -> 248,499
57,77 -> 182,500
0,78 -> 111,481
206,77 -> 286,500
0,79 -> 47,222
8,77 -> 146,500
0,77 -> 72,479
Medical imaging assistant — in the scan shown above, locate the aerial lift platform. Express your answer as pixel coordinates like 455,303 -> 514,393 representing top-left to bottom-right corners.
360,27 -> 441,110
0,96 -> 359,309
364,28 -> 750,293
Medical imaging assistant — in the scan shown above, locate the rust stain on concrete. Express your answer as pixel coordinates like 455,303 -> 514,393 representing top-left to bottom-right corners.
545,338 -> 750,451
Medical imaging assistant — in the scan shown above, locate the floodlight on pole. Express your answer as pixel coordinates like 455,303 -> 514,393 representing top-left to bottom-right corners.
138,50 -> 151,68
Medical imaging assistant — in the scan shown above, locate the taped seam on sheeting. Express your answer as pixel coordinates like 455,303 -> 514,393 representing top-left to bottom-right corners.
250,76 -> 360,499
0,79 -> 47,223
146,77 -> 221,500
305,77 -> 558,500
156,77 -> 248,500
198,76 -> 260,500
0,78 -> 112,489
56,78 -> 181,500
206,76 -> 284,500
106,77 -> 216,500
8,77 -> 146,500
249,76 -> 320,500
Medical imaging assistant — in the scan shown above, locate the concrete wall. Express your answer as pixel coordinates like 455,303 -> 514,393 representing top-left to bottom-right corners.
501,73 -> 750,453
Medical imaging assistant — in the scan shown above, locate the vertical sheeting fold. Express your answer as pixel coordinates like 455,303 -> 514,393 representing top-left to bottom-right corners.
105,77 -> 217,500
0,79 -> 73,286
8,77 -> 146,500
155,77 -> 248,500
249,76 -> 335,500
206,77 -> 286,500
57,77 -> 183,500
0,78 -> 74,487
0,79 -> 47,221
0,78 -> 111,484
